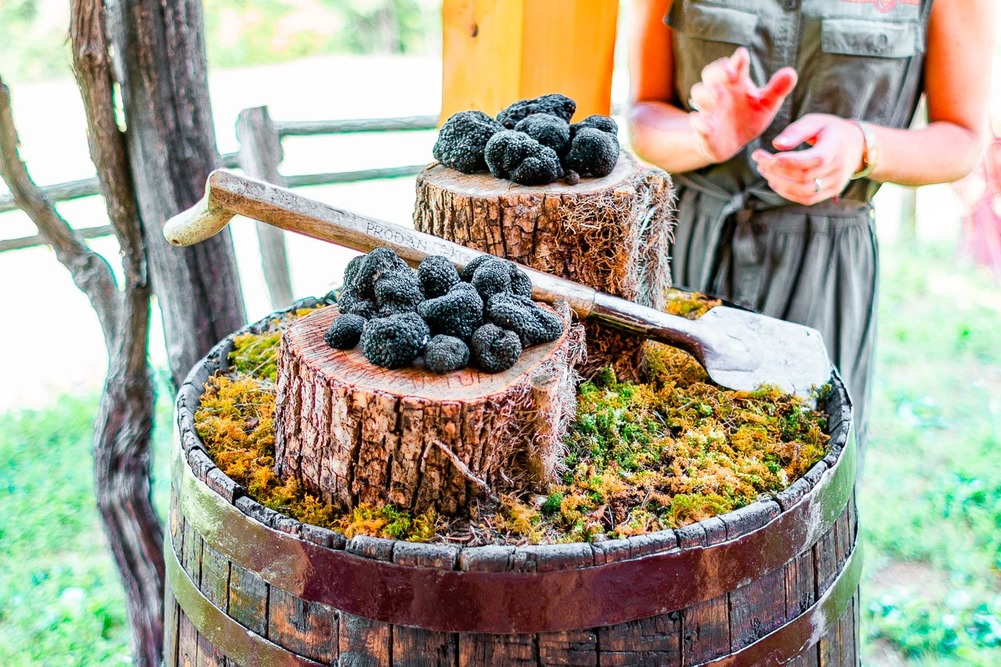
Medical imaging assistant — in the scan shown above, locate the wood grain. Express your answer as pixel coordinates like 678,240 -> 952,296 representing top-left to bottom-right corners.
413,154 -> 674,380
275,305 -> 578,514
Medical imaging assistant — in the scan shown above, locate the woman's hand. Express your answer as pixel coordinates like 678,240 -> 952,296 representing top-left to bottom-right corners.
688,47 -> 798,163
751,114 -> 866,205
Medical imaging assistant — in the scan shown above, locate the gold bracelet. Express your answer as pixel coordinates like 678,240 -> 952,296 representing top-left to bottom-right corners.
849,120 -> 878,180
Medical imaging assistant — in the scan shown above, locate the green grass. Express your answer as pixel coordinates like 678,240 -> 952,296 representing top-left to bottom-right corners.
0,388 -> 173,665
859,240 -> 1001,665
0,239 -> 998,663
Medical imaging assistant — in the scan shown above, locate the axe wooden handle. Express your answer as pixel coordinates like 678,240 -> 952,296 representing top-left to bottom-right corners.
163,169 -> 831,395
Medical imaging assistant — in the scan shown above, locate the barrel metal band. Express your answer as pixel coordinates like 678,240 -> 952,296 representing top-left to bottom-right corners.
705,538 -> 863,665
165,534 -> 326,667
175,423 -> 855,634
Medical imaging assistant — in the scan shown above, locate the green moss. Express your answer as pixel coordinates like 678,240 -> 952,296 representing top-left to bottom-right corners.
490,343 -> 830,543
194,306 -> 831,546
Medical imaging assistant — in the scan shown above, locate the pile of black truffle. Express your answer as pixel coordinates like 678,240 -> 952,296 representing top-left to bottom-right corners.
325,247 -> 565,374
433,93 -> 619,186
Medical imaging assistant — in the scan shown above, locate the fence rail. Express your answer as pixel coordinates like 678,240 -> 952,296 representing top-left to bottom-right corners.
0,113 -> 439,257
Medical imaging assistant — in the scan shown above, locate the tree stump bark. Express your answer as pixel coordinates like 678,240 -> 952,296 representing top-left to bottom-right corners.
413,152 -> 675,381
274,305 -> 582,516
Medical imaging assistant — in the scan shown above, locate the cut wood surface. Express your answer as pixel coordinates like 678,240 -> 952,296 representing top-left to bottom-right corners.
413,151 -> 674,380
275,305 -> 581,515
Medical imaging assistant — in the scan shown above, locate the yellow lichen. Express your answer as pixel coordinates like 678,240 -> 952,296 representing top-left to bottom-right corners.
193,304 -> 832,546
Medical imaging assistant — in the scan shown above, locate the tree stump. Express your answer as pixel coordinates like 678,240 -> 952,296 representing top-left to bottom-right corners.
413,151 -> 675,381
274,305 -> 582,516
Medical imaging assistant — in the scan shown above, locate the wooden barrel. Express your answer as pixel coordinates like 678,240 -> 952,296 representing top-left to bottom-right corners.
164,301 -> 860,666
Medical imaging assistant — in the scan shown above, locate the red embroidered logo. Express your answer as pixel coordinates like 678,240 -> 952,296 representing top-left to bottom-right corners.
839,0 -> 919,12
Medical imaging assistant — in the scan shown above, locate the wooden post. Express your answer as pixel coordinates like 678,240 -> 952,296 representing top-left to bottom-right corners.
107,0 -> 247,390
441,0 -> 619,122
236,106 -> 295,309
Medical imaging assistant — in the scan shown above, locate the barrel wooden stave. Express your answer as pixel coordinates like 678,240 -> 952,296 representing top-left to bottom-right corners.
165,309 -> 860,666
166,496 -> 858,666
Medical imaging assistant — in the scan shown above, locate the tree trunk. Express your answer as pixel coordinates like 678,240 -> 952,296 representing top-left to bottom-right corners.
107,0 -> 246,388
413,153 -> 674,381
70,2 -> 164,664
275,305 -> 582,515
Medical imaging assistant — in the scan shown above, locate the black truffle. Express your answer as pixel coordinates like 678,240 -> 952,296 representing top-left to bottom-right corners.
336,291 -> 378,319
324,313 -> 366,350
486,293 -> 564,346
470,258 -> 513,301
515,113 -> 571,157
374,272 -> 424,316
460,255 -> 494,282
563,127 -> 620,178
352,247 -> 411,299
343,255 -> 365,287
497,94 -> 576,129
433,110 -> 503,174
417,255 -> 461,298
360,313 -> 431,369
563,170 -> 581,186
471,323 -> 523,373
424,335 -> 470,374
484,130 -> 563,186
570,114 -> 618,138
508,264 -> 533,298
417,282 -> 484,341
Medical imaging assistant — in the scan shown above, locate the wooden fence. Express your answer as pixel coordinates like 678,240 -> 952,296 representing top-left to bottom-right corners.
0,109 -> 439,307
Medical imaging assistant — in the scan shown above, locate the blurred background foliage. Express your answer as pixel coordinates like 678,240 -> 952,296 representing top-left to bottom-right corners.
0,0 -> 442,83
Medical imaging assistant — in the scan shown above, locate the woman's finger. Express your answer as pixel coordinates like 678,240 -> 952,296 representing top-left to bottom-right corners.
730,47 -> 750,84
689,82 -> 718,112
772,113 -> 827,150
765,171 -> 847,204
701,57 -> 734,86
754,67 -> 797,112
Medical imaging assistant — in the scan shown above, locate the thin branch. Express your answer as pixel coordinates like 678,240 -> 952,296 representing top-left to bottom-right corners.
70,1 -> 163,665
0,77 -> 121,343
71,0 -> 149,378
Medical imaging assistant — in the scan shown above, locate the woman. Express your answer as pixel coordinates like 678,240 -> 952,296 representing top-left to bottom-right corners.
628,0 -> 994,460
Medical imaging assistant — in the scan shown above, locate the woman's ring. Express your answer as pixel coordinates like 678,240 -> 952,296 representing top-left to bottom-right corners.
814,177 -> 823,194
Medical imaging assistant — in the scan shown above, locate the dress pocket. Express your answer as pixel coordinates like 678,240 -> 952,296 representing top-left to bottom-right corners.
666,2 -> 758,46
666,1 -> 760,108
800,17 -> 925,123
820,17 -> 923,58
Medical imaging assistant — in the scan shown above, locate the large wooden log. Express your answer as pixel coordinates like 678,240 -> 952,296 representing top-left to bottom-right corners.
413,152 -> 674,381
274,305 -> 581,515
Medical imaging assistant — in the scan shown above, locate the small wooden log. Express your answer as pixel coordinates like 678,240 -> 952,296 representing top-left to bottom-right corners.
275,305 -> 581,515
413,152 -> 674,381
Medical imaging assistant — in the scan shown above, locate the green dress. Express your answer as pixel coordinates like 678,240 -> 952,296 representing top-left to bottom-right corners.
666,0 -> 933,461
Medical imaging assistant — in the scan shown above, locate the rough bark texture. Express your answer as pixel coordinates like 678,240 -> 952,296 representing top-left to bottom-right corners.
235,106 -> 294,310
106,0 -> 246,389
274,305 -> 582,515
71,3 -> 164,665
413,153 -> 675,381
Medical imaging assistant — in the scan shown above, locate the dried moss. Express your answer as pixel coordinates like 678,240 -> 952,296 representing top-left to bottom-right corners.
194,309 -> 439,542
664,288 -> 722,319
193,304 -> 830,546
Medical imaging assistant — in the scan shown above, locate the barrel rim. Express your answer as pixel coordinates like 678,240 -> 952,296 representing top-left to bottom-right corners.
176,295 -> 853,573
